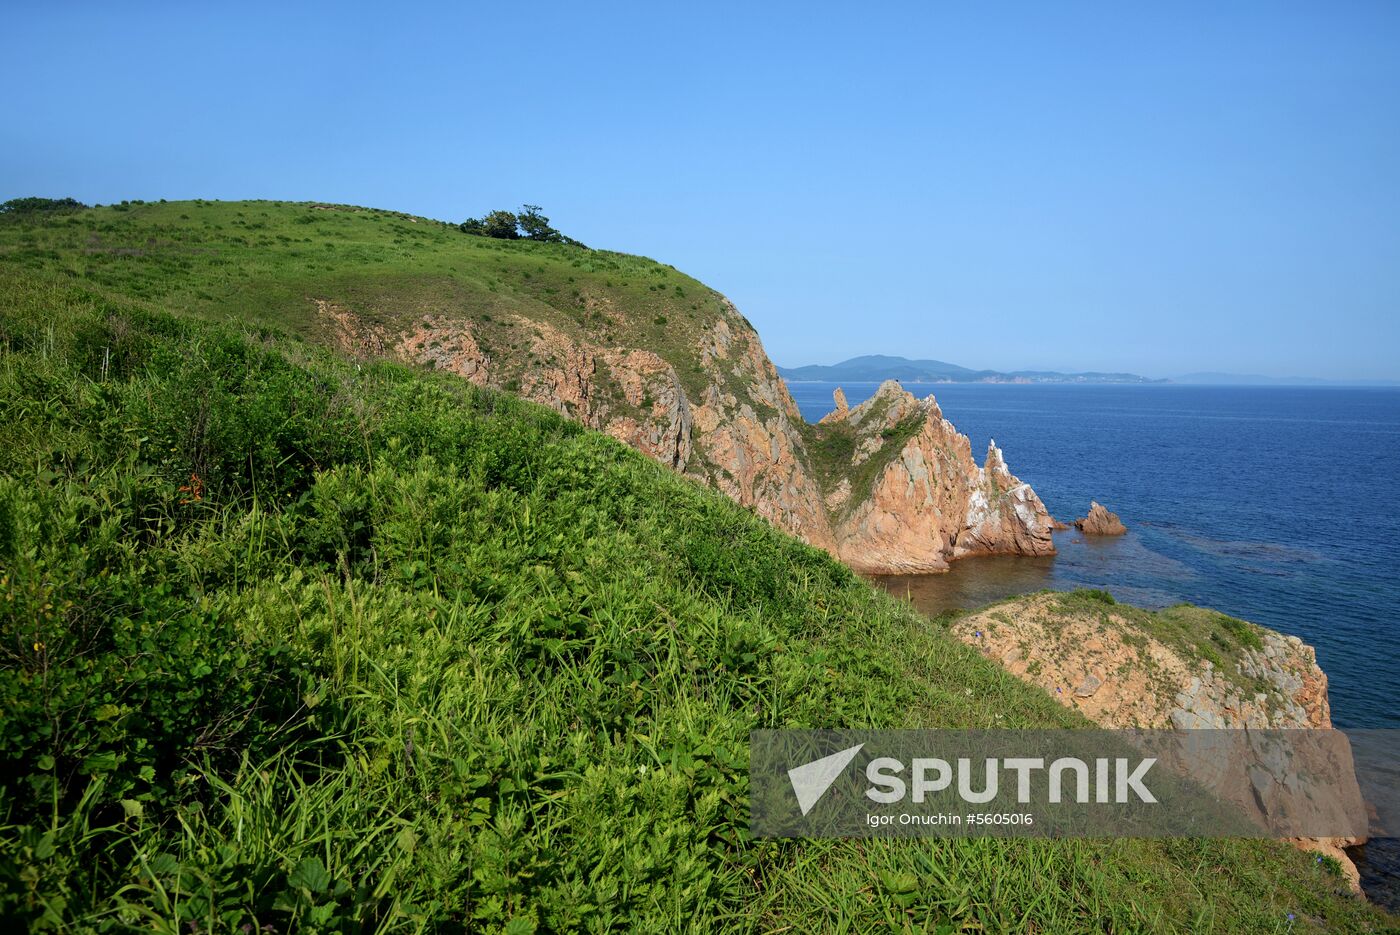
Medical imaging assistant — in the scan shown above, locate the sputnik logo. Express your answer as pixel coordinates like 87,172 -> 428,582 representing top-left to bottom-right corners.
787,743 -> 865,815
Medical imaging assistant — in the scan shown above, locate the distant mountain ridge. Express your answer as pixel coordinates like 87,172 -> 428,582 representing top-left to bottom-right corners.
779,354 -> 1163,384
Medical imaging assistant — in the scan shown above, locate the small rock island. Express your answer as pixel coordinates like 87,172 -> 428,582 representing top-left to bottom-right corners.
1074,500 -> 1128,535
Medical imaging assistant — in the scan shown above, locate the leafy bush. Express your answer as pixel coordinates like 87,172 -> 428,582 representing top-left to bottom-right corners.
1215,612 -> 1265,650
460,204 -> 586,247
0,197 -> 87,218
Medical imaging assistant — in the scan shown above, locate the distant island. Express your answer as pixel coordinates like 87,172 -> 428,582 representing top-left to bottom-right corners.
778,356 -> 1399,387
778,354 -> 1164,384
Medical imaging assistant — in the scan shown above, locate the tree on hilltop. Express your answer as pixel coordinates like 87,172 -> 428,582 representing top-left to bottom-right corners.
517,204 -> 561,242
0,196 -> 87,218
480,210 -> 520,239
458,204 -> 586,247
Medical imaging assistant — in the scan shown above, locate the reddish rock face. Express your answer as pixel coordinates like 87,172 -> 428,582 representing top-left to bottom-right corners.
818,386 -> 849,425
829,382 -> 1056,573
314,295 -> 835,551
1074,501 -> 1127,535
951,595 -> 1363,891
684,306 -> 836,551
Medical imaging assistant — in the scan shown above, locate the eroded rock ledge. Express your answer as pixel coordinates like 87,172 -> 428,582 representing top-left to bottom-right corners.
817,381 -> 1056,573
950,592 -> 1364,890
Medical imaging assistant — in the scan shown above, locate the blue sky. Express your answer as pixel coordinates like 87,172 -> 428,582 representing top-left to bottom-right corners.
4,1 -> 1398,379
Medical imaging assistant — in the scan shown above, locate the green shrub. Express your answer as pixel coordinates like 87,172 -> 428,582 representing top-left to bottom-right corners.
0,197 -> 87,219
1076,588 -> 1117,606
1215,613 -> 1264,650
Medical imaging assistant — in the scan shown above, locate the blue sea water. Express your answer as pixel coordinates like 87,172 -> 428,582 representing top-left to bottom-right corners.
788,382 -> 1400,731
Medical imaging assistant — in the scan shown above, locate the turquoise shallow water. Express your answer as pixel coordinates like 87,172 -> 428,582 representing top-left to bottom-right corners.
788,382 -> 1400,731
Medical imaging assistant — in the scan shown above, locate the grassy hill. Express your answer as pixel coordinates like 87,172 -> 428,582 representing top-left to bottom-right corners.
0,197 -> 858,552
0,198 -> 737,403
0,202 -> 1391,931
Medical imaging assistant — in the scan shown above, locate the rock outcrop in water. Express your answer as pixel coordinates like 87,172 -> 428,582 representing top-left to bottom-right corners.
951,593 -> 1364,890
1074,501 -> 1127,535
315,299 -> 1056,572
823,382 -> 1056,573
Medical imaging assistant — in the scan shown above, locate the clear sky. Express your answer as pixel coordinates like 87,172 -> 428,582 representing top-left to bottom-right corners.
4,2 -> 1398,380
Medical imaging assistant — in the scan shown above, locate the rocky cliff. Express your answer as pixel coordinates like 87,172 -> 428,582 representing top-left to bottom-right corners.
21,197 -> 1063,577
316,294 -> 837,550
950,592 -> 1364,889
316,299 -> 1057,571
813,382 -> 1055,572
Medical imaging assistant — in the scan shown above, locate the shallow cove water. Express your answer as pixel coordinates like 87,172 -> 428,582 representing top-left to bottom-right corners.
788,381 -> 1400,906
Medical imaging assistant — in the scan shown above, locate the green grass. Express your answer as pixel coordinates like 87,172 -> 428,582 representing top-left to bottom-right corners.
0,210 -> 1393,931
1047,591 -> 1273,679
0,199 -> 741,412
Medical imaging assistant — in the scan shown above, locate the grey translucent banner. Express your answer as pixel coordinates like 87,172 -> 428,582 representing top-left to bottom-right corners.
750,729 -> 1400,839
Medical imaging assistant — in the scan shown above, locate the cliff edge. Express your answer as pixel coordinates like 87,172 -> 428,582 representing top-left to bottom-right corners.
18,197 -> 1058,576
950,591 -> 1365,890
318,291 -> 1054,573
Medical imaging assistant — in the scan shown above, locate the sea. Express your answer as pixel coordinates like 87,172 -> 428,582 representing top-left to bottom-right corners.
790,381 -> 1400,905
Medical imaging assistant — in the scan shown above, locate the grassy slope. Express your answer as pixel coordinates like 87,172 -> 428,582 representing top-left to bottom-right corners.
0,199 -> 748,414
0,198 -> 907,497
0,205 -> 1390,932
